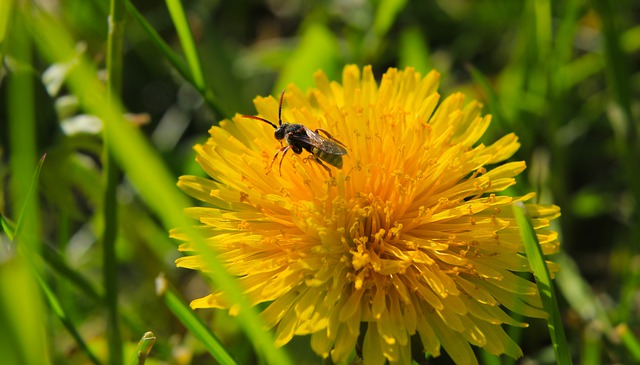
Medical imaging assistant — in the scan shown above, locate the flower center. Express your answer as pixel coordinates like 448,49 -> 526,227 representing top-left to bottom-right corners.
343,194 -> 412,274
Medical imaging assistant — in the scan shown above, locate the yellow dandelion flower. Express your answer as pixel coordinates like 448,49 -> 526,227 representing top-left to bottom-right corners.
172,65 -> 561,365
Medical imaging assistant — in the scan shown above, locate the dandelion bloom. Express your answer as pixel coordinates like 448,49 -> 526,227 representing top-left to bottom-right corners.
173,65 -> 560,364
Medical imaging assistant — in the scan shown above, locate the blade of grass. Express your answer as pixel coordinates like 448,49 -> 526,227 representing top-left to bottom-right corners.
35,270 -> 101,365
533,0 -> 551,66
4,5 -> 47,364
124,1 -> 189,79
466,64 -> 509,133
513,202 -> 572,364
42,243 -> 103,303
164,0 -> 230,118
12,154 -> 46,242
398,27 -> 432,75
1,213 -> 15,240
555,253 -> 640,362
7,6 -> 39,248
0,256 -> 48,365
581,325 -> 602,365
157,275 -> 237,365
617,324 -> 640,361
0,0 -> 14,61
550,0 -> 583,94
28,11 -> 292,365
554,253 -> 611,329
591,0 -> 640,325
129,331 -> 156,365
165,0 -> 204,89
373,0 -> 408,37
124,0 -> 230,119
40,242 -> 171,359
104,0 -> 125,363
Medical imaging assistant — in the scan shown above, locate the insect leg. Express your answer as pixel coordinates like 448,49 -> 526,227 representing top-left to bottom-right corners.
278,145 -> 292,176
267,145 -> 290,175
311,155 -> 332,177
315,128 -> 347,147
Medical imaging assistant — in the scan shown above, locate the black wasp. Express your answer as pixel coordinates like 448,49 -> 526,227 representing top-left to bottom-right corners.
243,90 -> 348,176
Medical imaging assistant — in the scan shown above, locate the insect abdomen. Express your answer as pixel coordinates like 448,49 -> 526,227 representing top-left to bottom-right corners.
313,148 -> 343,168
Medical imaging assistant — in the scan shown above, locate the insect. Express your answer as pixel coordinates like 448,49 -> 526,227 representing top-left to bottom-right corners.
242,90 -> 348,176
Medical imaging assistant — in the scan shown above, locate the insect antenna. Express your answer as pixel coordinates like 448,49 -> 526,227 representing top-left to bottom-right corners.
277,89 -> 285,126
242,115 -> 277,129
241,89 -> 287,129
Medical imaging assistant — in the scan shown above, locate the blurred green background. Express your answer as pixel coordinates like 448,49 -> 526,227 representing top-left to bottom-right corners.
1,0 -> 639,364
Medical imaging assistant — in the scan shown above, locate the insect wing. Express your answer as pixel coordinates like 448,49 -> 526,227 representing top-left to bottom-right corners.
301,128 -> 348,155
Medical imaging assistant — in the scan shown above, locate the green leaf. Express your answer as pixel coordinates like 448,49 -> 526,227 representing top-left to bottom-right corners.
513,202 -> 573,365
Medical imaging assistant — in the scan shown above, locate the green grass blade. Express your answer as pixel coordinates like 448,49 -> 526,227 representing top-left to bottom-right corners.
0,0 -> 14,60
398,27 -> 432,75
533,0 -> 551,64
129,331 -> 156,365
0,214 -> 16,240
157,276 -> 238,365
165,0 -> 204,88
591,0 -> 640,325
617,324 -> 640,362
7,6 -> 40,248
466,64 -> 509,132
35,271 -> 101,365
0,256 -> 48,365
591,0 -> 633,123
125,1 -> 230,118
550,0 -> 582,94
40,245 -> 168,359
582,326 -> 602,365
124,2 -> 190,88
28,11 -> 292,365
3,7 -> 47,364
554,253 -> 611,329
104,0 -> 125,363
41,244 -> 102,302
373,0 -> 408,37
12,154 -> 46,241
513,202 -> 572,364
